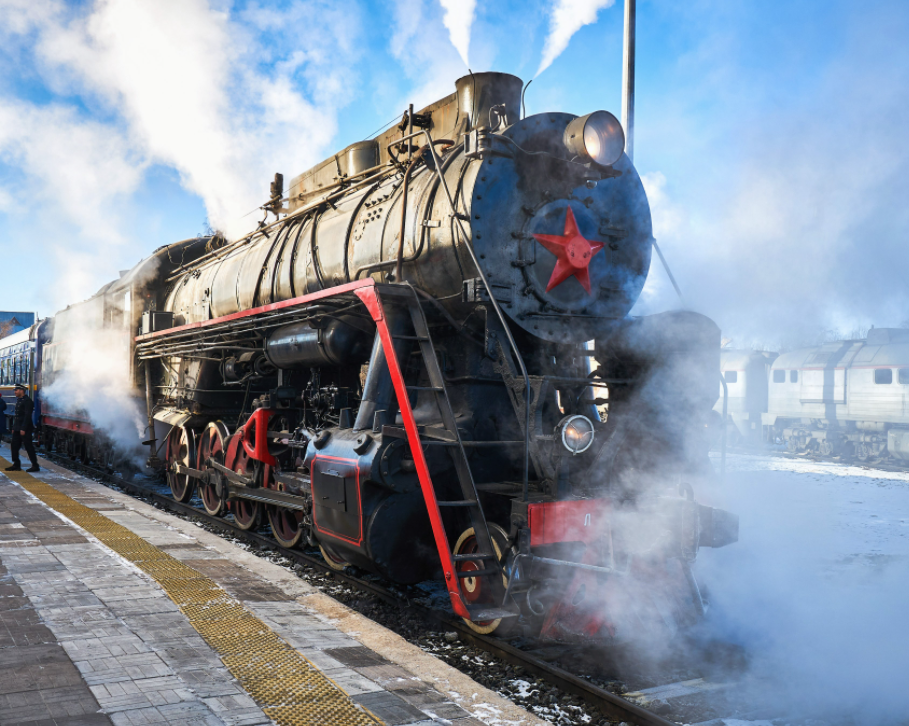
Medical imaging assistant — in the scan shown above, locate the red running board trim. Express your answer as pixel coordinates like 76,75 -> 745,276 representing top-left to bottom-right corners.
135,278 -> 378,342
42,416 -> 94,435
355,287 -> 471,619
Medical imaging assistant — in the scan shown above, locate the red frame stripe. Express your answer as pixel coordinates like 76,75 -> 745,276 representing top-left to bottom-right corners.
135,278 -> 377,341
42,416 -> 94,435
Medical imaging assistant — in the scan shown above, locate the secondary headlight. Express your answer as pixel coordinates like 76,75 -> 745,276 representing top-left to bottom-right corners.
558,414 -> 595,455
563,111 -> 625,167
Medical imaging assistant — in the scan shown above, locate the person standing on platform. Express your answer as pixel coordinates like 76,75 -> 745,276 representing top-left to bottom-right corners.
6,384 -> 38,472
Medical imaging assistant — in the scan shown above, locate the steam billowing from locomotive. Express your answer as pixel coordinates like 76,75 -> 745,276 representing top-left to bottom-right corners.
35,72 -> 737,640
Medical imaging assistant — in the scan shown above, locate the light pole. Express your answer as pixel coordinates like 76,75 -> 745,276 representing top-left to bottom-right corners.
622,0 -> 684,305
621,0 -> 635,162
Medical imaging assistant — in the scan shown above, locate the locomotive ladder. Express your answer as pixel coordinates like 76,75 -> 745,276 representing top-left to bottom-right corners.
355,284 -> 515,623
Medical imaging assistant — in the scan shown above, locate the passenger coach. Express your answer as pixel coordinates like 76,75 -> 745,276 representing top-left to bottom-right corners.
0,322 -> 43,433
717,328 -> 909,460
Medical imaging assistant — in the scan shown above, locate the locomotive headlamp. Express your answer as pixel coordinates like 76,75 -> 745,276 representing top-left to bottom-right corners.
558,414 -> 596,455
563,111 -> 625,167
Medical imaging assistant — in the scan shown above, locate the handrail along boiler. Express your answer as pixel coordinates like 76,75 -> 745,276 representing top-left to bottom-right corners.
94,72 -> 736,639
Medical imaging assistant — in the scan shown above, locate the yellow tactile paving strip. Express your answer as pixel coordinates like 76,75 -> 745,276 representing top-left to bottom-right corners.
0,458 -> 379,726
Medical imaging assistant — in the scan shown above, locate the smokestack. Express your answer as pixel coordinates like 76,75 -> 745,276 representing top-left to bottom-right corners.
621,0 -> 635,163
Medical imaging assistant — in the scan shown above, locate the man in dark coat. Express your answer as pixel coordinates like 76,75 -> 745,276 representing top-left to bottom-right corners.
6,384 -> 38,472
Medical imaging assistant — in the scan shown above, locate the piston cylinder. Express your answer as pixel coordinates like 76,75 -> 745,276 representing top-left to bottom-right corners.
264,318 -> 371,369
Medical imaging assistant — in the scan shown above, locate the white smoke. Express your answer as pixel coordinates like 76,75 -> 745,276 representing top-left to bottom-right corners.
34,0 -> 355,240
389,0 -> 473,109
696,457 -> 909,724
537,0 -> 616,77
0,0 -> 362,308
438,0 -> 477,69
42,306 -> 148,464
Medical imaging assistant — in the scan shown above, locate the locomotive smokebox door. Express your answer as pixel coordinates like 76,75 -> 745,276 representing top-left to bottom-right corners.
311,458 -> 361,543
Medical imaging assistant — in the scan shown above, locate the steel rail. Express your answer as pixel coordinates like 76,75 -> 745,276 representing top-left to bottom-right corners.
39,452 -> 678,726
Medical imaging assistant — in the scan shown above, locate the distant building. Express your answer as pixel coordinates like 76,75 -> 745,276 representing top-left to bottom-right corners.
0,312 -> 36,338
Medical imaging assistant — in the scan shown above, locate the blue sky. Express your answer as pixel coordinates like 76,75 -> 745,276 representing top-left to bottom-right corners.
1,0 -> 907,347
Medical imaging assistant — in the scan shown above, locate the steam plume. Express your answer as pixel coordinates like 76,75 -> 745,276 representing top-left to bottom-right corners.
537,0 -> 616,77
0,0 -> 361,292
42,307 -> 149,464
438,0 -> 477,68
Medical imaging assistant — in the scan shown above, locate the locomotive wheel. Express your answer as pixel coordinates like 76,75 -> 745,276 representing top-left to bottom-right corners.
224,429 -> 261,530
319,544 -> 350,571
265,467 -> 305,548
166,426 -> 197,503
453,523 -> 513,635
198,422 -> 230,517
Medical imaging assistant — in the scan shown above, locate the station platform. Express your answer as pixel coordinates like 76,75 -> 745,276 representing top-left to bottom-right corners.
0,444 -> 545,726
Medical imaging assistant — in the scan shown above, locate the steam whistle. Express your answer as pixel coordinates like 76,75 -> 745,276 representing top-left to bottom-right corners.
263,173 -> 286,223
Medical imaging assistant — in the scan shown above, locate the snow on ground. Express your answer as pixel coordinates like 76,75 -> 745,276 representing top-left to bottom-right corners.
695,453 -> 909,724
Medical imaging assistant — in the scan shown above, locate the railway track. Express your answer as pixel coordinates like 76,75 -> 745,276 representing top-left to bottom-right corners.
37,450 -> 680,726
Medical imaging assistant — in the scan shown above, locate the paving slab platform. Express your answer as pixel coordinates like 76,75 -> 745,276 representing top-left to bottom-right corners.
0,444 -> 546,726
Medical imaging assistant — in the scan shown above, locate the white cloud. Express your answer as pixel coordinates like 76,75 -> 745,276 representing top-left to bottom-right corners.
537,0 -> 615,77
0,99 -> 145,306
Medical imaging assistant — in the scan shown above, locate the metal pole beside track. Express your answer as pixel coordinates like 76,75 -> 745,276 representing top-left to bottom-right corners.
719,372 -> 728,482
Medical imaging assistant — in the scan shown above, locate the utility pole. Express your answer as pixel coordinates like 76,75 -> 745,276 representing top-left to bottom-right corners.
621,0 -> 635,163
622,1 -> 684,305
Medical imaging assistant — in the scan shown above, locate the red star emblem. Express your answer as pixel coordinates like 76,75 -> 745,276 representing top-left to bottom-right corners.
532,207 -> 604,294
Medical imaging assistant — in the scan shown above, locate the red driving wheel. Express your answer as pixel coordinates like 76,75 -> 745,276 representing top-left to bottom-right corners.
453,523 -> 511,635
224,428 -> 261,530
264,464 -> 305,548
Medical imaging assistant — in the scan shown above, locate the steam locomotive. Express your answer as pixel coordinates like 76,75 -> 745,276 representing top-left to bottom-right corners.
718,328 -> 909,461
5,72 -> 737,641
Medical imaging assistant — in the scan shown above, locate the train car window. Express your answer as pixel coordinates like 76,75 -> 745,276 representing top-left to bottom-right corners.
724,371 -> 738,383
900,368 -> 909,384
773,370 -> 785,383
790,370 -> 798,383
874,368 -> 893,384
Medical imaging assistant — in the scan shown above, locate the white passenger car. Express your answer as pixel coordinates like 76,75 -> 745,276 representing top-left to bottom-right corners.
763,329 -> 909,459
